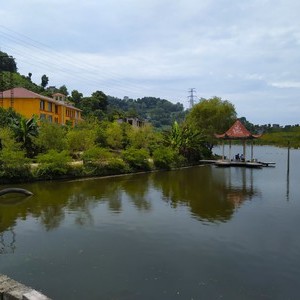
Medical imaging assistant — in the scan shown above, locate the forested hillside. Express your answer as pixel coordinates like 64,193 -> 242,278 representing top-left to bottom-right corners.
1,51 -> 186,129
107,96 -> 186,128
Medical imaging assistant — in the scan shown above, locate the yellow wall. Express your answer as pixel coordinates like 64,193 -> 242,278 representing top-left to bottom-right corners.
1,98 -> 40,119
1,97 -> 81,126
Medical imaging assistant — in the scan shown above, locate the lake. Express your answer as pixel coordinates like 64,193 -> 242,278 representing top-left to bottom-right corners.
0,146 -> 299,299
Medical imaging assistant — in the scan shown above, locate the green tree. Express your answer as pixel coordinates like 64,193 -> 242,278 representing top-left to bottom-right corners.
0,128 -> 31,181
35,150 -> 71,179
239,116 -> 257,133
92,91 -> 108,111
82,146 -> 113,164
70,90 -> 83,106
0,51 -> 17,72
106,122 -> 125,149
66,127 -> 96,155
58,85 -> 69,96
186,97 -> 236,150
152,147 -> 175,169
122,147 -> 150,170
79,90 -> 108,119
41,74 -> 49,88
33,121 -> 67,152
128,124 -> 161,154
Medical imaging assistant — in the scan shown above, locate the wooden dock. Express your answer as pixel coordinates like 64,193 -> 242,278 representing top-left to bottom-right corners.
200,159 -> 276,168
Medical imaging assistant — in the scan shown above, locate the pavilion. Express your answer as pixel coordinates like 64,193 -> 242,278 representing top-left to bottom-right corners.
215,119 -> 262,162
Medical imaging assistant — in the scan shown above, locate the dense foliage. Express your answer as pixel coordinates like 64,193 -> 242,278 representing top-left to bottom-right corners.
6,49 -> 298,183
1,64 -> 185,130
0,51 -> 17,72
0,109 -> 215,182
106,96 -> 186,129
186,97 -> 237,150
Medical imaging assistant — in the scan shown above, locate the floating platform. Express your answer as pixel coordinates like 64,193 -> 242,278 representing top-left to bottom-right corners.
215,160 -> 263,168
200,159 -> 275,168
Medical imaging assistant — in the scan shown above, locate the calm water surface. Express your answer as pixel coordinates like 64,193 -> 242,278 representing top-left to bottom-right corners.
0,146 -> 299,299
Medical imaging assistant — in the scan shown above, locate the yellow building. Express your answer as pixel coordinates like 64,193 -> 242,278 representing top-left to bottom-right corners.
0,87 -> 82,126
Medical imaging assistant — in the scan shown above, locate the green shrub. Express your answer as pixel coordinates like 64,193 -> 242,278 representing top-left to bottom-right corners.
0,128 -> 32,182
0,149 -> 32,182
82,147 -> 113,164
105,157 -> 129,173
34,150 -> 71,179
83,157 -> 129,176
172,154 -> 187,168
122,148 -> 150,171
68,163 -> 85,177
66,128 -> 96,154
152,147 -> 175,169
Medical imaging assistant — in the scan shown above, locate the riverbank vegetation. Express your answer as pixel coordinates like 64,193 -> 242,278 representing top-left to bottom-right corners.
257,126 -> 300,148
0,51 -> 239,183
0,96 -> 237,183
1,51 -> 298,183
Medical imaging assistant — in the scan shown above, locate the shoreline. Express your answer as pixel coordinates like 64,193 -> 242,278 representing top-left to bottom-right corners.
0,162 -> 205,186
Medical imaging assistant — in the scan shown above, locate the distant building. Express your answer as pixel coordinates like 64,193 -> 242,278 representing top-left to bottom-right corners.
272,124 -> 280,128
117,117 -> 145,128
0,87 -> 82,126
53,92 -> 67,102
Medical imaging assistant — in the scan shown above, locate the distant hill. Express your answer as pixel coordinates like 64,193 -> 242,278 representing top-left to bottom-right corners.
0,71 -> 42,94
107,96 -> 186,129
1,51 -> 186,128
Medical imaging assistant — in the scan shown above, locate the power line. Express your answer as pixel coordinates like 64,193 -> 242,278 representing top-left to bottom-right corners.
0,25 -> 188,101
0,26 -> 157,95
188,88 -> 196,108
0,32 -> 147,95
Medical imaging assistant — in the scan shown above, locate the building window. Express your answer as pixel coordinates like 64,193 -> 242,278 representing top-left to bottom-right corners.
40,113 -> 46,120
48,102 -> 52,112
48,115 -> 52,122
55,105 -> 58,114
40,100 -> 45,110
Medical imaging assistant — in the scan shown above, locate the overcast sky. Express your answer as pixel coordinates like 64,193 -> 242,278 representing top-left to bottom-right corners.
1,0 -> 299,125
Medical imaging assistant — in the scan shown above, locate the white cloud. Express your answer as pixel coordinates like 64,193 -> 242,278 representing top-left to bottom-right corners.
0,0 -> 300,125
269,81 -> 300,88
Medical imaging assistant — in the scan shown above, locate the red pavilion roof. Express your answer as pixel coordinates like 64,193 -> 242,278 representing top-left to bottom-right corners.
215,120 -> 261,139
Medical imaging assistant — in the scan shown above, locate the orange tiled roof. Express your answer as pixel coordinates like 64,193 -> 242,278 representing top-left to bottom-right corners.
215,120 -> 261,139
2,87 -> 81,111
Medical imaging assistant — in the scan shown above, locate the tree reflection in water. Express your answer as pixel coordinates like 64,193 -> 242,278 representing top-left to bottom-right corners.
151,166 -> 260,223
0,166 -> 260,248
0,174 -> 152,236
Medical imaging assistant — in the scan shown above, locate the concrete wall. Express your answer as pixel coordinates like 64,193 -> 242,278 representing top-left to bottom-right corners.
0,275 -> 51,300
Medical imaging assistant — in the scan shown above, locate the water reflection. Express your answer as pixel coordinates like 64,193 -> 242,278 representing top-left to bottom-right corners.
122,177 -> 152,210
286,148 -> 290,201
0,166 -> 260,243
0,175 -> 153,237
151,166 -> 260,222
0,227 -> 16,254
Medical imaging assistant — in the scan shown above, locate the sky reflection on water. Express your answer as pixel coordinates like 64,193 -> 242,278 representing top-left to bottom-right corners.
0,146 -> 299,300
